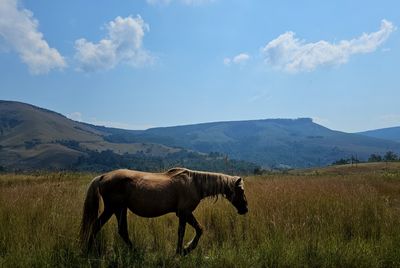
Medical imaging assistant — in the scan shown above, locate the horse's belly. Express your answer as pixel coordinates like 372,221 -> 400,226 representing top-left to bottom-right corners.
128,193 -> 176,218
129,208 -> 175,218
129,206 -> 175,218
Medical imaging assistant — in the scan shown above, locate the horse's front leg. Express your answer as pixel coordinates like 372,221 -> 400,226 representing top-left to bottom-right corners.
183,213 -> 203,255
176,215 -> 187,255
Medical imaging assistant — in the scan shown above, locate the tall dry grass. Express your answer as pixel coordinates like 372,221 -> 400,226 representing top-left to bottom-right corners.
1,166 -> 400,267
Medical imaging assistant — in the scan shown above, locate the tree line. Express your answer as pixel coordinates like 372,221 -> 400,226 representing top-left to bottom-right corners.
332,151 -> 399,165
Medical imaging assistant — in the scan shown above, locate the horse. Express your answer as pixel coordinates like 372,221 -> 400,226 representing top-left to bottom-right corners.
79,167 -> 248,255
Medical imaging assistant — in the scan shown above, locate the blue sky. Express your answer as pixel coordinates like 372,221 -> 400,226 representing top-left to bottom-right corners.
0,0 -> 399,132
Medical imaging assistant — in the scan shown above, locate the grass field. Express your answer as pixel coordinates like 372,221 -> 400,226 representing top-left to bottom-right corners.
1,163 -> 400,267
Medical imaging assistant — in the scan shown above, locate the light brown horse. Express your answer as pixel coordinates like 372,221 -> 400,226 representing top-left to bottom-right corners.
79,167 -> 248,255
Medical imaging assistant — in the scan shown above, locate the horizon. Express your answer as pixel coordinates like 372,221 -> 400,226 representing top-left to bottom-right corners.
1,1 -> 399,132
2,98 -> 395,134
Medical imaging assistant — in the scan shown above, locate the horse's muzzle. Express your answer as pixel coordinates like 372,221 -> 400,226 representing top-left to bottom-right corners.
238,208 -> 248,215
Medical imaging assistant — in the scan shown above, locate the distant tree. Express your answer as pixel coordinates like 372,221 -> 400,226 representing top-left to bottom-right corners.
332,158 -> 349,165
24,139 -> 41,149
350,155 -> 360,164
383,151 -> 398,162
208,152 -> 223,158
253,167 -> 263,175
368,154 -> 382,162
71,148 -> 260,174
57,140 -> 80,150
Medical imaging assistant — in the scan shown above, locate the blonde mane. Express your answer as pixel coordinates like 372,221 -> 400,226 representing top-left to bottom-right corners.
166,168 -> 239,199
165,167 -> 188,177
189,170 -> 236,199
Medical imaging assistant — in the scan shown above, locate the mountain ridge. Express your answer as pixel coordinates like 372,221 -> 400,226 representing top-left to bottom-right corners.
1,100 -> 400,170
119,117 -> 400,168
358,126 -> 400,143
0,100 -> 259,173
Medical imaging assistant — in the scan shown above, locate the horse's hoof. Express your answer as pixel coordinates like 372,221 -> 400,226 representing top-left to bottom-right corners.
182,248 -> 190,256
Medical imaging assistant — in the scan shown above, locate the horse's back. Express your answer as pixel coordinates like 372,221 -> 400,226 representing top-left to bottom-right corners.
97,169 -> 190,217
103,169 -> 174,185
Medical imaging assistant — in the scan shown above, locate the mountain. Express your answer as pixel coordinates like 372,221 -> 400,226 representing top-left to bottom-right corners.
1,100 -> 400,171
0,100 -> 176,169
106,118 -> 400,168
0,100 -> 258,173
358,127 -> 400,143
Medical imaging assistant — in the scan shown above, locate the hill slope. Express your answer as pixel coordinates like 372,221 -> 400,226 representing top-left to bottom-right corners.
0,101 -> 258,173
0,101 -> 179,169
2,100 -> 400,170
358,126 -> 400,143
0,101 -> 105,146
106,118 -> 400,168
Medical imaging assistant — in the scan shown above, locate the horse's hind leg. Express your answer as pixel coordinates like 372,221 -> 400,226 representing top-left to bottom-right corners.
88,207 -> 113,250
183,213 -> 203,255
115,207 -> 133,248
176,215 -> 187,255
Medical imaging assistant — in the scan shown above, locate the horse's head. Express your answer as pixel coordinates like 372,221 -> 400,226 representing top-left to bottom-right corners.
227,177 -> 248,215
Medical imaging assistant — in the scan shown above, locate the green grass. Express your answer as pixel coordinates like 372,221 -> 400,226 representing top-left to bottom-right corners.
1,164 -> 400,267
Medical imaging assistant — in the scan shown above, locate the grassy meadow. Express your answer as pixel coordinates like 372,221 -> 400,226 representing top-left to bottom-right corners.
1,163 -> 400,267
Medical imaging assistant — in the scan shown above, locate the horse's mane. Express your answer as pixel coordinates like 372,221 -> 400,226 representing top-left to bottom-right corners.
165,167 -> 188,177
166,167 -> 237,199
189,170 -> 236,199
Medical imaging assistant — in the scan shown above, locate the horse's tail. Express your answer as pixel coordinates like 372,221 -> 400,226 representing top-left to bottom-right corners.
79,175 -> 102,248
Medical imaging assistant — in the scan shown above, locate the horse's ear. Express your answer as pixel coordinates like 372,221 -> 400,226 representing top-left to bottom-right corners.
235,177 -> 243,187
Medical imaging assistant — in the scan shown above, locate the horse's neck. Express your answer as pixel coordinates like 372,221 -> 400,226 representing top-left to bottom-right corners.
194,172 -> 232,199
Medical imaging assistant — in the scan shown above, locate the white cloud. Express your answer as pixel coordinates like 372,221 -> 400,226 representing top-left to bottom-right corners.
224,52 -> 250,66
0,0 -> 66,74
223,57 -> 231,66
233,53 -> 250,64
146,0 -> 214,6
262,20 -> 396,73
74,15 -> 153,72
67,112 -> 83,122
